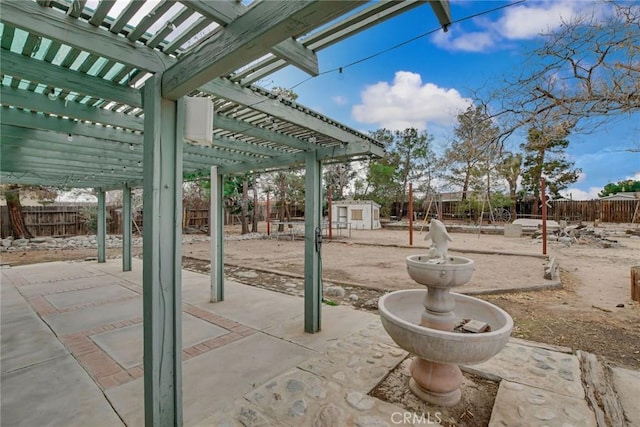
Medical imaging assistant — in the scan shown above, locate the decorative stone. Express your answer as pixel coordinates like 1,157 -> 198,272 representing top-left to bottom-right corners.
345,392 -> 375,410
286,379 -> 304,393
237,406 -> 269,427
312,404 -> 342,427
325,286 -> 345,297
288,399 -> 307,417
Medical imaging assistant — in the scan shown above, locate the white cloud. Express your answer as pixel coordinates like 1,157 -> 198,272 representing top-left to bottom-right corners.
496,2 -> 581,40
352,71 -> 472,131
433,1 -> 606,52
560,187 -> 601,201
331,95 -> 348,106
431,30 -> 495,52
627,171 -> 640,181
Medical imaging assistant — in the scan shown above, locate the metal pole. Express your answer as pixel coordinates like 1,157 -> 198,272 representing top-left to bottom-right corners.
409,183 -> 413,246
328,186 -> 333,240
266,192 -> 271,236
541,178 -> 547,256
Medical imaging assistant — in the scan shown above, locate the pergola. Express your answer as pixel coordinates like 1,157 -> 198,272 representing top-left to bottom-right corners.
0,1 -> 451,424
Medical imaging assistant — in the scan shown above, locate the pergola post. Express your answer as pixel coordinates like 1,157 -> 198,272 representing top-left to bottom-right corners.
122,184 -> 132,271
210,165 -> 224,302
142,75 -> 183,426
304,150 -> 322,333
96,188 -> 106,263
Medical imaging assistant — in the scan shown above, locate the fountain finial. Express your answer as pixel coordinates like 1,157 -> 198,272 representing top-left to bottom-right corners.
424,219 -> 452,262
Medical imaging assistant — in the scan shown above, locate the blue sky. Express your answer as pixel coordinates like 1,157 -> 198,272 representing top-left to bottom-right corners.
266,0 -> 640,200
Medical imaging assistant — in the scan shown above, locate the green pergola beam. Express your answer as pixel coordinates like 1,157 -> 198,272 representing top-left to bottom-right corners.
189,0 -> 318,77
202,78 -> 377,144
219,139 -> 384,174
122,184 -> 132,272
213,113 -> 312,151
0,86 -> 144,131
236,0 -> 427,86
162,1 -> 360,99
142,75 -> 183,426
304,150 -> 322,333
0,49 -> 141,107
1,107 -> 142,144
0,1 -> 172,72
210,165 -> 224,302
97,188 -> 106,263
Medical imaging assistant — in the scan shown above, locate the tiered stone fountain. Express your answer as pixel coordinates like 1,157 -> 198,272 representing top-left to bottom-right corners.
378,219 -> 513,406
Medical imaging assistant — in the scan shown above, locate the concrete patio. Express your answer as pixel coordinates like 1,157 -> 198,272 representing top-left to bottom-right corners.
1,259 -> 637,426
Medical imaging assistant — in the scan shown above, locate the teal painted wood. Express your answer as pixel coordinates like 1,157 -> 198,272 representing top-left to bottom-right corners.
142,75 -> 183,426
219,139 -> 384,175
0,111 -> 238,169
0,1 -> 173,72
210,166 -> 224,303
0,50 -> 141,107
97,189 -> 106,263
162,1 -> 361,99
213,113 -> 311,151
235,1 -> 427,86
122,185 -> 132,272
0,109 -> 141,144
304,150 -> 322,333
0,86 -> 144,131
202,78 -> 376,143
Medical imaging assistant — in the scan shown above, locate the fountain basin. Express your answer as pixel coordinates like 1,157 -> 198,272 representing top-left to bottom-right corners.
406,255 -> 475,288
379,289 -> 513,365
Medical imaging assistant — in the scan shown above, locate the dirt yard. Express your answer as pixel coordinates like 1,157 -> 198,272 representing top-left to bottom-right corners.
2,222 -> 639,371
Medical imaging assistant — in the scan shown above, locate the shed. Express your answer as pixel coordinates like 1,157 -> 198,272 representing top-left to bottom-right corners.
332,200 -> 381,230
599,192 -> 640,201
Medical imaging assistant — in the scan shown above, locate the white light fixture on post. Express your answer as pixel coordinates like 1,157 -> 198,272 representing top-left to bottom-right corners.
184,97 -> 214,146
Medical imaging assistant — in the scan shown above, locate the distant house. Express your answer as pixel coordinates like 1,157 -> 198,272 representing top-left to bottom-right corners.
599,192 -> 640,201
331,200 -> 381,230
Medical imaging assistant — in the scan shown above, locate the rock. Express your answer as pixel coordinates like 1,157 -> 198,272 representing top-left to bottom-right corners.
1,238 -> 12,247
325,286 -> 345,298
363,298 -> 378,309
616,303 -> 625,308
312,404 -> 342,427
345,392 -> 375,410
237,406 -> 269,427
285,379 -> 304,393
348,294 -> 359,301
288,399 -> 307,417
14,239 -> 30,246
558,236 -> 574,245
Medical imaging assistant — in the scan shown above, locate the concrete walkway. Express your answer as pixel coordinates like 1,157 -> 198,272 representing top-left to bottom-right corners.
1,260 -> 637,426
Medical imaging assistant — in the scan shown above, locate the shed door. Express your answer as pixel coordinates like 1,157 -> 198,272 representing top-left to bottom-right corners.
338,207 -> 348,225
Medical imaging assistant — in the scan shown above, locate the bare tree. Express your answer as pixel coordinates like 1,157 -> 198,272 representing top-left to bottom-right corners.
485,2 -> 640,145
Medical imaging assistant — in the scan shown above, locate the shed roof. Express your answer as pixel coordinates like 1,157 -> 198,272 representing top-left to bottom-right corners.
1,0 -> 451,190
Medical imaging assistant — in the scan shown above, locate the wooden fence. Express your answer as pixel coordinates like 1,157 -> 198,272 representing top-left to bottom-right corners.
1,199 -> 638,238
437,199 -> 638,223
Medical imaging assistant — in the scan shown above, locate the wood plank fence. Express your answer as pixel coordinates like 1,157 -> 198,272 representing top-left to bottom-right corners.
1,199 -> 638,238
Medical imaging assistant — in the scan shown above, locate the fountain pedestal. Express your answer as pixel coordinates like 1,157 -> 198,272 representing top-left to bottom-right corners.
379,226 -> 513,407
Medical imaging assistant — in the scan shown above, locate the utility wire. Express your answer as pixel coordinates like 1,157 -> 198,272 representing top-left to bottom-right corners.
289,0 -> 527,91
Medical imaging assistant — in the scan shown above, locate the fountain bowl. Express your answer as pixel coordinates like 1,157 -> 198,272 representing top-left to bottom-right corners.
406,255 -> 475,288
379,289 -> 513,365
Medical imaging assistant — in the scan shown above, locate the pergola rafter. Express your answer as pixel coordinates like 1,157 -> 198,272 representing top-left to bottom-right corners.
0,1 -> 452,424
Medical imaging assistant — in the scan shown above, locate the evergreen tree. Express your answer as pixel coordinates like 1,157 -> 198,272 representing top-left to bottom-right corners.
521,124 -> 581,215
